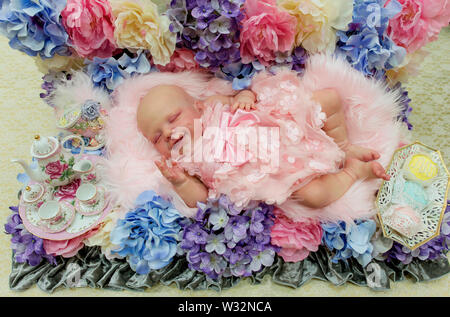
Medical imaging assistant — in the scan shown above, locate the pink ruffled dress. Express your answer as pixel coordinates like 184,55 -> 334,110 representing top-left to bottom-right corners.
176,70 -> 345,208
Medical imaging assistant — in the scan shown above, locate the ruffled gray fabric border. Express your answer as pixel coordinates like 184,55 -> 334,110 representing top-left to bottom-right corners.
9,246 -> 450,293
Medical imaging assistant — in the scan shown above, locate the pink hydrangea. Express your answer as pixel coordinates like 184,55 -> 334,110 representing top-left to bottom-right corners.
43,227 -> 99,258
270,208 -> 323,262
61,0 -> 118,59
156,48 -> 200,73
239,0 -> 297,66
387,0 -> 450,53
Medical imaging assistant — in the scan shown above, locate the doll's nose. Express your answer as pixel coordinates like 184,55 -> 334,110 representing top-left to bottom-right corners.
162,125 -> 172,140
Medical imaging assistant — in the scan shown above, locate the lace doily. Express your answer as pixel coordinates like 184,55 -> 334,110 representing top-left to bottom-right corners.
376,142 -> 449,249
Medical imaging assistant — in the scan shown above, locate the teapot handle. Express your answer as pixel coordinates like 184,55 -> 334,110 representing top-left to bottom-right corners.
61,134 -> 86,155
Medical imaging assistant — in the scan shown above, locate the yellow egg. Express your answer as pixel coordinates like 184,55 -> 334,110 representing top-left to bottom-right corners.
407,154 -> 438,181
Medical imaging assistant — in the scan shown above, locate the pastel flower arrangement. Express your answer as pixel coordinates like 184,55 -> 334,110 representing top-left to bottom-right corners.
5,207 -> 56,266
2,0 -> 450,288
270,208 -> 323,262
179,195 -> 278,278
322,219 -> 377,267
110,191 -> 183,274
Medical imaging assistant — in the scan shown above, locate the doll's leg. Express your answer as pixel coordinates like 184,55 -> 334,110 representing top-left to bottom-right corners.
312,89 -> 380,162
291,158 -> 390,209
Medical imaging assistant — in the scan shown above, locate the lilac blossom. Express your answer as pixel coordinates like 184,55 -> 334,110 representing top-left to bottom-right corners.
5,206 -> 56,266
167,0 -> 244,70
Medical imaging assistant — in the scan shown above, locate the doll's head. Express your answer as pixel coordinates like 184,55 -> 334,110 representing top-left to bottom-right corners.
137,85 -> 202,158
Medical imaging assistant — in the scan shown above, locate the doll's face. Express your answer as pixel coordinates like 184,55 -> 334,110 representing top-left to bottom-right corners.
137,85 -> 201,158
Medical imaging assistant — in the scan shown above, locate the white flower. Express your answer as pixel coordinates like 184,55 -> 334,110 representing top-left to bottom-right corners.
278,0 -> 353,54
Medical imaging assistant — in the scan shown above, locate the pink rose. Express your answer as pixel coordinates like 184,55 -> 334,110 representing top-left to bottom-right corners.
54,178 -> 81,200
61,0 -> 118,59
239,0 -> 297,66
156,49 -> 200,73
387,0 -> 450,53
86,173 -> 96,181
270,208 -> 323,262
45,161 -> 69,180
43,227 -> 100,258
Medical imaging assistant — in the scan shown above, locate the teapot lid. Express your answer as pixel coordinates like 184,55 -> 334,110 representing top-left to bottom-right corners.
30,135 -> 59,159
23,183 -> 45,203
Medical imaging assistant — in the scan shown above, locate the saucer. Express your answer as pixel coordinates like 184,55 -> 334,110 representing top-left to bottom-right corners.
75,186 -> 107,216
38,201 -> 75,233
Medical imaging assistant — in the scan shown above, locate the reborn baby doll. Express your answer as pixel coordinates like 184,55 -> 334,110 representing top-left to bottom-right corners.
136,69 -> 390,210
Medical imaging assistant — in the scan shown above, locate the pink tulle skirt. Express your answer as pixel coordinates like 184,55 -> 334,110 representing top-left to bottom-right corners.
176,70 -> 345,208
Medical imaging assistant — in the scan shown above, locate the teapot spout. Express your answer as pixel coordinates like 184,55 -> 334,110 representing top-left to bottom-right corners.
11,159 -> 45,183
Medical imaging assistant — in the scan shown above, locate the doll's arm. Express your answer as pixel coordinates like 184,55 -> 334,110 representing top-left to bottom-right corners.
232,90 -> 256,112
155,160 -> 208,208
204,94 -> 233,107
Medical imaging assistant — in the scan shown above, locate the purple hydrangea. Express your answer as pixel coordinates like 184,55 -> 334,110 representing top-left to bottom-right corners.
393,82 -> 413,130
4,206 -> 56,266
179,195 -> 278,279
384,201 -> 450,264
39,72 -> 72,107
167,0 -> 244,70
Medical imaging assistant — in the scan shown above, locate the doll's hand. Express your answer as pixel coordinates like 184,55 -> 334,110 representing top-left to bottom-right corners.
232,90 -> 256,112
155,160 -> 187,186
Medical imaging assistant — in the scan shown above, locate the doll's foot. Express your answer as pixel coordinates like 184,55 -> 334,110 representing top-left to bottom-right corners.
344,144 -> 380,162
344,158 -> 390,181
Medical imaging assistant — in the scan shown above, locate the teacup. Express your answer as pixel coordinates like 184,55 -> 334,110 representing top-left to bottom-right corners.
23,184 -> 45,204
73,159 -> 97,183
76,183 -> 99,206
38,201 -> 63,225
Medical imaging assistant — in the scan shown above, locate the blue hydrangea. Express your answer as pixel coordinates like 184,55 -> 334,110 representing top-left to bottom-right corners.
351,0 -> 402,36
335,0 -> 406,76
322,219 -> 376,267
85,57 -> 125,92
85,51 -> 154,92
110,191 -> 183,274
215,60 -> 264,90
0,0 -> 70,58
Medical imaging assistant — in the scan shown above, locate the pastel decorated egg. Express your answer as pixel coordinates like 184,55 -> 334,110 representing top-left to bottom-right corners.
383,204 -> 424,239
403,153 -> 438,186
401,180 -> 429,211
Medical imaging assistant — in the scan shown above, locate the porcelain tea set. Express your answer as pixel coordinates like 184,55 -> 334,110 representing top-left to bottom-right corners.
13,134 -> 108,235
56,99 -> 107,150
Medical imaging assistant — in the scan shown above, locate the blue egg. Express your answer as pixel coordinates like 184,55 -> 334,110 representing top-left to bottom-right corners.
402,181 -> 429,210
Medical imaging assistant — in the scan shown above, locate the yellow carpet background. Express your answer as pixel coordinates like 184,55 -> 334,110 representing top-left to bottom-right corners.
0,28 -> 448,297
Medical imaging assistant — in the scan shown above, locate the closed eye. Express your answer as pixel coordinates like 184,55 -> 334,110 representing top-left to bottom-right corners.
168,111 -> 181,123
152,132 -> 161,144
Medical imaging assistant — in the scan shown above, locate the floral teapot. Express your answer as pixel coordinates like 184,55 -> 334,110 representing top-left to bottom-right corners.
12,134 -> 87,187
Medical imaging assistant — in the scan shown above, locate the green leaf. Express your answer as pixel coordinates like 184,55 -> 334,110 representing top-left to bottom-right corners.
68,156 -> 75,167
